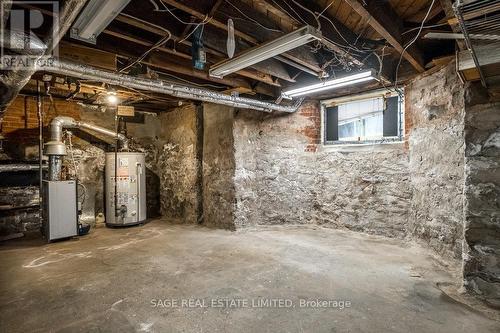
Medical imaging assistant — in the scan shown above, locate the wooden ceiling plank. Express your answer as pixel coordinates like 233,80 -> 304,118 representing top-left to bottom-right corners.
159,0 -> 323,73
116,15 -> 294,82
115,14 -> 294,83
438,0 -> 465,49
344,0 -> 426,72
406,1 -> 443,23
102,29 -> 281,87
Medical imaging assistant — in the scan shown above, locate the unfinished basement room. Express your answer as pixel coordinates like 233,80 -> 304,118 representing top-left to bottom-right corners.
1,0 -> 499,332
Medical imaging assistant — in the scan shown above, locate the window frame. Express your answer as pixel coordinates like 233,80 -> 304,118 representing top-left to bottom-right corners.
321,90 -> 404,146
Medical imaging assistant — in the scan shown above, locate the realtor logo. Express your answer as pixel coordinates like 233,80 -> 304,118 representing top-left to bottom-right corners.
0,1 -> 59,70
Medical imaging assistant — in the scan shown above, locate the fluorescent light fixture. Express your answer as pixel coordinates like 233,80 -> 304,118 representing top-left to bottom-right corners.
210,25 -> 322,78
70,0 -> 131,44
283,70 -> 377,98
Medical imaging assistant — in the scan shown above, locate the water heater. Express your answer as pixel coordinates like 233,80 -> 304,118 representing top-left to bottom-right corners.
105,152 -> 146,226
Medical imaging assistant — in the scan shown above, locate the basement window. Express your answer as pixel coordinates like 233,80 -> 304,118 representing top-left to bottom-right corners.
323,93 -> 403,144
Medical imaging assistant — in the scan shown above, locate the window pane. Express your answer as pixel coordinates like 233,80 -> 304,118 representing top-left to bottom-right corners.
337,97 -> 384,141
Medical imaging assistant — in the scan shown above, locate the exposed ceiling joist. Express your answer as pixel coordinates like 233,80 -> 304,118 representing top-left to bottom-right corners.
344,0 -> 426,73
255,0 -> 394,81
95,40 -> 263,93
102,29 -> 281,87
438,0 -> 465,49
406,1 -> 443,23
115,13 -> 294,83
244,0 -> 300,31
268,0 -> 366,67
159,0 -> 323,74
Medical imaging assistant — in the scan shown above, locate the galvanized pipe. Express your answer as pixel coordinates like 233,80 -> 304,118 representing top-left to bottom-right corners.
47,116 -> 129,149
45,116 -> 129,180
78,121 -> 129,150
39,59 -> 302,113
0,164 -> 47,172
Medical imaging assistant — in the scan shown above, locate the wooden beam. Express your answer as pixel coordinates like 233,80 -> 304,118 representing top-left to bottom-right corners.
406,2 -> 443,23
59,41 -> 117,71
102,29 -> 281,87
244,0 -> 300,31
208,0 -> 224,17
159,0 -> 323,73
97,38 -> 252,90
114,14 -> 292,83
222,87 -> 255,95
458,41 -> 500,79
344,0 -> 426,72
259,0 -> 394,80
97,39 -> 277,96
438,0 -> 465,49
144,53 -> 276,96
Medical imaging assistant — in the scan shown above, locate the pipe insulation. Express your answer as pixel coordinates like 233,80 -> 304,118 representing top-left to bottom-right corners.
0,0 -> 89,114
2,1 -> 12,30
39,59 -> 302,113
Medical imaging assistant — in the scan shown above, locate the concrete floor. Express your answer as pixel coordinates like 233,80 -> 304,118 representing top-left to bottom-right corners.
0,220 -> 498,333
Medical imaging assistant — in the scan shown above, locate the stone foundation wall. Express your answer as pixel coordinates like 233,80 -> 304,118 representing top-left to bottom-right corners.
462,85 -> 500,307
202,104 -> 236,229
405,64 -> 466,260
233,102 -> 411,237
150,105 -> 199,224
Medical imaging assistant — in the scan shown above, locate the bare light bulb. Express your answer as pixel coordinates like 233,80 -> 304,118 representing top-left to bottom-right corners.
107,93 -> 118,105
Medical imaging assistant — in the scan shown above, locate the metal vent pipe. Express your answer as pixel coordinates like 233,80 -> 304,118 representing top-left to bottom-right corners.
45,116 -> 128,180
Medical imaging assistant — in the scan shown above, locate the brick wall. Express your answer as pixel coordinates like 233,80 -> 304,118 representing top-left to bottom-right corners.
404,86 -> 412,150
1,96 -> 81,141
297,101 -> 321,152
1,96 -> 83,160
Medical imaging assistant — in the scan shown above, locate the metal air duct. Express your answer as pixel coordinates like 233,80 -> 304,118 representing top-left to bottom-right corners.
39,59 -> 302,113
0,0 -> 89,115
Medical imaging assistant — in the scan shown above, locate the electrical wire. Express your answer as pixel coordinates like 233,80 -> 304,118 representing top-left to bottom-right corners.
401,22 -> 449,35
119,32 -> 172,73
394,0 -> 436,89
225,0 -> 282,33
177,19 -> 208,45
150,0 -> 212,25
317,0 -> 335,18
270,0 -> 308,26
120,13 -> 172,35
290,0 -> 321,30
77,183 -> 87,206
